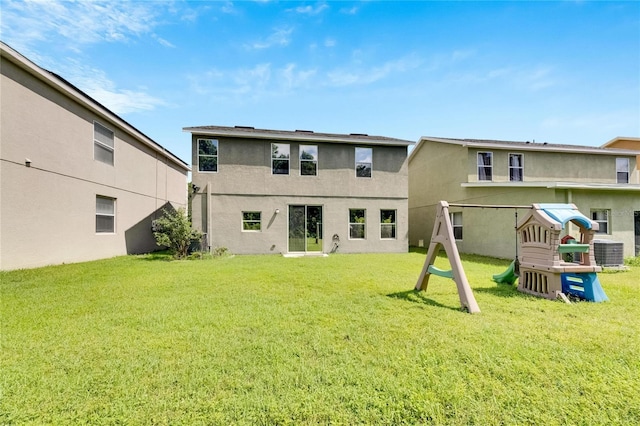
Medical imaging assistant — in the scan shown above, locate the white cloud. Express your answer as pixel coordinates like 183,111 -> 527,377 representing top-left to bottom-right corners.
60,61 -> 165,114
324,38 -> 336,48
186,62 -> 317,100
291,3 -> 329,15
326,55 -> 423,87
247,27 -> 294,49
0,0 -> 171,51
340,6 -> 359,15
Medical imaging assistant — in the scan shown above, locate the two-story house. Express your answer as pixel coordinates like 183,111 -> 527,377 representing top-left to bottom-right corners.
184,125 -> 414,255
0,42 -> 189,270
409,137 -> 640,259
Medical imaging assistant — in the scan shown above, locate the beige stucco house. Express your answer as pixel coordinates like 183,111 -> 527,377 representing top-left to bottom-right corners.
185,125 -> 413,255
409,137 -> 640,259
1,42 -> 190,270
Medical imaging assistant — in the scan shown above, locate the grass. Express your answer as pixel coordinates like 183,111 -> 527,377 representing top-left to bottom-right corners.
2,250 -> 639,425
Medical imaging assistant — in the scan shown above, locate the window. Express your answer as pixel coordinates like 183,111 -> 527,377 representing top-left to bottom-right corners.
198,139 -> 218,172
591,210 -> 610,234
355,147 -> 372,178
616,158 -> 629,184
300,145 -> 318,176
94,121 -> 114,165
242,212 -> 261,231
477,152 -> 493,181
272,143 -> 290,175
380,210 -> 396,239
96,196 -> 115,233
509,153 -> 523,182
349,209 -> 366,239
450,212 -> 463,240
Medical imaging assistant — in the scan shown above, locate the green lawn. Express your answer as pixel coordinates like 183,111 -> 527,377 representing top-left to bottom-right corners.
2,251 -> 639,425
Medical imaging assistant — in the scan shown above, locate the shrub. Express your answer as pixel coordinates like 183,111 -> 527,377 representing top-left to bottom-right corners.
152,207 -> 202,259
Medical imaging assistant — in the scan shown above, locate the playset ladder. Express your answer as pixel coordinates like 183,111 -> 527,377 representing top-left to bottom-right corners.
415,201 -> 480,314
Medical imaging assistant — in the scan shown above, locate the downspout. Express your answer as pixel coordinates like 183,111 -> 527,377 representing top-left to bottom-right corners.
206,183 -> 212,253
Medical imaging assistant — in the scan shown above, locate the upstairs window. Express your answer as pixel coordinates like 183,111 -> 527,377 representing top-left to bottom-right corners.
509,153 -> 524,182
272,143 -> 290,175
349,209 -> 366,239
94,121 -> 114,165
450,212 -> 463,240
242,211 -> 261,231
96,196 -> 115,233
355,147 -> 372,178
300,145 -> 318,176
591,209 -> 610,234
198,139 -> 218,172
380,210 -> 396,239
616,158 -> 629,183
477,152 -> 493,181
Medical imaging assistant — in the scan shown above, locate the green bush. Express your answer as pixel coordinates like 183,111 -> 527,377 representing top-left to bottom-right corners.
152,207 -> 202,259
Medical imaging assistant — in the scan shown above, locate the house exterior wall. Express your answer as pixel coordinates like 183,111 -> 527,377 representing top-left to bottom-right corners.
0,45 -> 188,270
190,134 -> 410,254
409,139 -> 640,259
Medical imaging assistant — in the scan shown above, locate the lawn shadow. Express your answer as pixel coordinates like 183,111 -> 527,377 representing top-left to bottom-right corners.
135,251 -> 173,262
387,289 -> 464,313
474,283 -> 528,299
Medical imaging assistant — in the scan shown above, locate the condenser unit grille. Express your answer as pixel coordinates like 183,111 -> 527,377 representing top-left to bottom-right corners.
593,240 -> 623,266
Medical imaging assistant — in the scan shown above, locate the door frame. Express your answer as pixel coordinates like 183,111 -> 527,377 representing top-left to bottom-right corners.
287,204 -> 323,253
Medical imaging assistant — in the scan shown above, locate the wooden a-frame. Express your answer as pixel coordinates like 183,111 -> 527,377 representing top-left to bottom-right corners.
415,201 -> 480,314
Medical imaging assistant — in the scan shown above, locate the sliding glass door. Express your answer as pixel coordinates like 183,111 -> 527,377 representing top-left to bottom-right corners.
288,205 -> 323,253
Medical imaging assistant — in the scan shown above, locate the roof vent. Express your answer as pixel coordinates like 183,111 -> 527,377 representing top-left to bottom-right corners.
295,129 -> 314,133
350,133 -> 369,136
234,125 -> 254,129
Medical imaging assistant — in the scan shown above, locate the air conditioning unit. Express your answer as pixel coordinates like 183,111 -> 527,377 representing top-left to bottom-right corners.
593,240 -> 624,267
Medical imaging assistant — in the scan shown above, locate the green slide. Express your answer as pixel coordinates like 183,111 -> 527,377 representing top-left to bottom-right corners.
493,260 -> 518,285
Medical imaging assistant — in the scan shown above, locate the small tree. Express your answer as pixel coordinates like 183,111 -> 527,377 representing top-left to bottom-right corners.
153,207 -> 202,259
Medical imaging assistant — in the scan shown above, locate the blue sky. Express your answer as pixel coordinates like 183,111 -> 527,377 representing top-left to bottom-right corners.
2,0 -> 638,163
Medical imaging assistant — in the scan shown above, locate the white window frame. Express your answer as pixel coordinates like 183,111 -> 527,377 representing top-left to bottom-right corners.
508,153 -> 524,182
355,147 -> 373,178
591,209 -> 610,234
299,145 -> 318,176
349,208 -> 366,239
450,212 -> 463,240
96,195 -> 116,234
198,138 -> 218,173
477,152 -> 493,181
272,143 -> 290,175
94,121 -> 114,166
380,209 -> 397,240
616,158 -> 629,184
242,211 -> 262,232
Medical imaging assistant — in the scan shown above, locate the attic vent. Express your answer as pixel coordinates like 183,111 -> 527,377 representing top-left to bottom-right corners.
295,129 -> 314,133
234,126 -> 254,129
350,133 -> 369,136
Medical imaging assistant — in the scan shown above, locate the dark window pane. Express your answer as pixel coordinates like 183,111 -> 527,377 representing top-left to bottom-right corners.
350,224 -> 365,239
96,215 -> 114,233
199,156 -> 217,172
198,139 -> 218,155
356,163 -> 372,177
301,161 -> 317,176
273,159 -> 289,174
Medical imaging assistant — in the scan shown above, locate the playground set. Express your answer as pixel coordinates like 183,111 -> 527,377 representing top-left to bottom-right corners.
415,201 -> 608,313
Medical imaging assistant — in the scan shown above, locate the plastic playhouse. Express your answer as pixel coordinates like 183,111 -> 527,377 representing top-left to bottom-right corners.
515,203 -> 608,302
415,201 -> 608,314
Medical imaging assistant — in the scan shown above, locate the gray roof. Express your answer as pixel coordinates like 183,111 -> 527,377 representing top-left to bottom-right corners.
413,136 -> 640,157
183,125 -> 415,147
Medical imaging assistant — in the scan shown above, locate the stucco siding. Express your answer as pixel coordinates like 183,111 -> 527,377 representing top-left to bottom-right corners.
409,139 -> 639,260
191,137 -> 408,199
1,44 -> 188,270
202,195 -> 408,255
